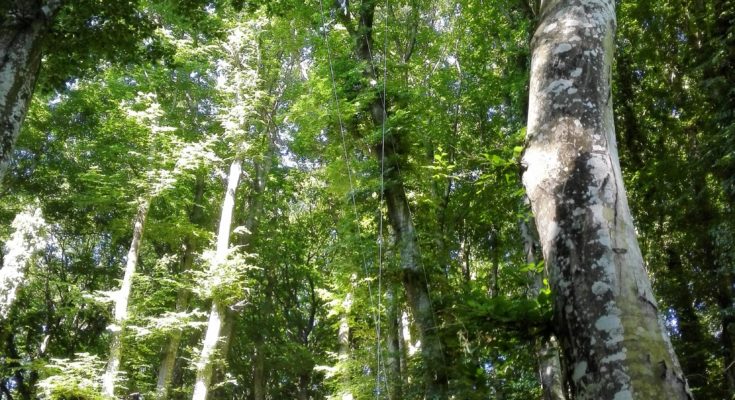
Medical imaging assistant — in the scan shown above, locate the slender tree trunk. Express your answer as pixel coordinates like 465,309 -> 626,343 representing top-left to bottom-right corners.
0,207 -> 46,320
521,1 -> 691,398
252,339 -> 266,400
522,220 -> 567,399
156,176 -> 205,399
384,184 -> 447,398
155,290 -> 191,398
297,373 -> 309,400
211,158 -> 271,395
0,1 -> 61,181
192,159 -> 241,400
386,285 -> 403,400
337,292 -> 353,400
334,0 -> 447,395
103,197 -> 151,397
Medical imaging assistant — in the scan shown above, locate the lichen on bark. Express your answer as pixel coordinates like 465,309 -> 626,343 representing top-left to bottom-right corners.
521,1 -> 692,398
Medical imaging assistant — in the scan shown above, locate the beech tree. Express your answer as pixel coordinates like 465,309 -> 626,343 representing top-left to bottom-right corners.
521,0 -> 690,398
2,0 -> 734,398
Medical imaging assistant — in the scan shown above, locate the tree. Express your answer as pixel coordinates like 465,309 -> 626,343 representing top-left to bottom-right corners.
191,159 -> 242,400
521,1 -> 691,398
0,0 -> 206,183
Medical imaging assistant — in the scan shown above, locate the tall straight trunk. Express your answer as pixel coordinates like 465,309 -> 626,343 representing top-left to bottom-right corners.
342,1 -> 448,395
211,159 -> 271,396
102,197 -> 151,397
521,1 -> 691,398
156,176 -> 206,399
386,285 -> 402,400
0,1 -> 60,181
252,339 -> 266,400
192,159 -> 242,400
522,220 -> 566,400
384,183 -> 447,397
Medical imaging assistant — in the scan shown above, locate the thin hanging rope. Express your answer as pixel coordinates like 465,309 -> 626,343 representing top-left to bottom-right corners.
316,1 -> 385,397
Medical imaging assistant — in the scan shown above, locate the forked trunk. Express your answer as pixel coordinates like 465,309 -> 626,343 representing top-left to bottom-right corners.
521,1 -> 691,398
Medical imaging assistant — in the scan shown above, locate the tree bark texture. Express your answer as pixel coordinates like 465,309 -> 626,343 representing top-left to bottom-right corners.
521,1 -> 691,398
192,159 -> 241,400
0,1 -> 60,182
103,197 -> 151,398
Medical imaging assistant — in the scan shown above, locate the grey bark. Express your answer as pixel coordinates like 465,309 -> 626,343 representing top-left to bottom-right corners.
103,197 -> 151,397
252,340 -> 266,400
521,1 -> 691,398
0,1 -> 61,182
192,159 -> 242,400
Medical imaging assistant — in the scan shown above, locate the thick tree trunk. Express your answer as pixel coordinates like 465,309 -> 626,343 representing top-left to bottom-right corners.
192,159 -> 241,400
103,197 -> 151,397
0,1 -> 61,182
156,176 -> 205,399
521,1 -> 691,398
0,207 -> 46,320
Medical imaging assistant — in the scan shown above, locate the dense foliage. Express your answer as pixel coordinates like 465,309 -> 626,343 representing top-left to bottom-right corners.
0,0 -> 733,399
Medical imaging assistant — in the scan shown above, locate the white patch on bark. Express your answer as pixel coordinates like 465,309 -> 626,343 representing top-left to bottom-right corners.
601,350 -> 626,364
553,43 -> 573,54
573,361 -> 588,382
613,390 -> 634,400
591,281 -> 612,296
547,79 -> 574,94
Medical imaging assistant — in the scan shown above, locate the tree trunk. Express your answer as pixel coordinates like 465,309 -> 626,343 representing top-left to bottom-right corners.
103,197 -> 151,397
0,1 -> 61,182
521,1 -> 691,398
384,182 -> 447,398
522,220 -> 567,399
192,159 -> 241,400
337,292 -> 353,400
348,2 -> 448,394
156,176 -> 205,399
252,339 -> 266,400
386,285 -> 403,400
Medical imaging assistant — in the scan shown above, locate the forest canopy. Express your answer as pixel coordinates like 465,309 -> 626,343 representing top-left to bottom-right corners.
0,0 -> 733,399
